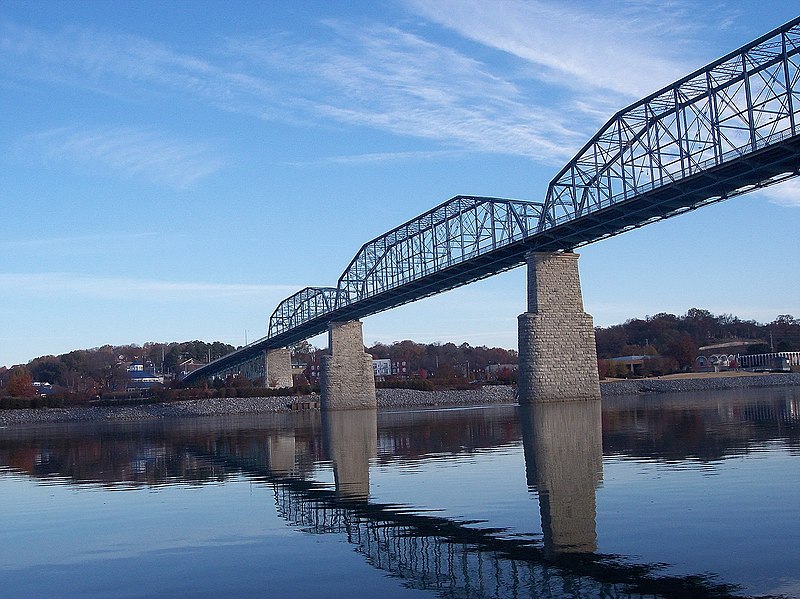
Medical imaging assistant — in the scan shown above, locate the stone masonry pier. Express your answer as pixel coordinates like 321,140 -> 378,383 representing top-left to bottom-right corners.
518,252 -> 601,403
320,321 -> 377,410
265,348 -> 293,388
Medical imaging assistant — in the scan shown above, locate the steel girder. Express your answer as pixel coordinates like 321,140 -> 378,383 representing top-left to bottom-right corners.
540,16 -> 800,231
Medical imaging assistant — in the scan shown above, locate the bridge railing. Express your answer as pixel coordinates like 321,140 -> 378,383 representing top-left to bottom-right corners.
540,17 -> 800,231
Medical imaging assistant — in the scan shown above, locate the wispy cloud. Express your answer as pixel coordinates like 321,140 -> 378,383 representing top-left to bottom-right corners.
404,0 -> 717,99
0,18 -> 584,163
0,273 -> 296,299
227,22 -> 584,162
756,178 -> 800,208
0,3 -> 730,166
16,126 -> 223,188
284,149 -> 467,166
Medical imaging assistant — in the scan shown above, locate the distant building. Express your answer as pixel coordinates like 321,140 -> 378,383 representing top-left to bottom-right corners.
126,363 -> 164,391
695,354 -> 737,371
737,351 -> 799,371
391,360 -> 409,376
606,355 -> 653,375
373,359 -> 411,379
32,382 -> 53,397
373,359 -> 391,378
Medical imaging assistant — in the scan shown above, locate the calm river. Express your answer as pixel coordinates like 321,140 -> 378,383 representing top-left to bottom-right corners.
1,387 -> 798,598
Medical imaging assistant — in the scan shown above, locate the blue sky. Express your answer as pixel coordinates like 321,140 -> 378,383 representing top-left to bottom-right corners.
1,0 -> 799,368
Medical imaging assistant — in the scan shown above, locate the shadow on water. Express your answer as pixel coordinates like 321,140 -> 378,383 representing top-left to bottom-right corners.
1,389 -> 797,598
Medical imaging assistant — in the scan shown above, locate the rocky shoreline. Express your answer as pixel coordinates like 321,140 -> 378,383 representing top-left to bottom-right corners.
0,373 -> 797,426
599,372 -> 800,395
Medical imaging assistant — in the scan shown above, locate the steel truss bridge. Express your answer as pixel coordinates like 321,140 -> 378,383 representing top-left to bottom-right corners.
189,445 -> 746,598
186,17 -> 800,383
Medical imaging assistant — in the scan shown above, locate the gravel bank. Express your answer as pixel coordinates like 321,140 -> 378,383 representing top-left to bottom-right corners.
599,372 -> 800,395
1,374 -> 797,426
377,386 -> 515,409
0,387 -> 517,426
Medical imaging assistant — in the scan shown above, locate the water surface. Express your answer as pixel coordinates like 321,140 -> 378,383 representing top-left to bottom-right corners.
1,387 -> 798,598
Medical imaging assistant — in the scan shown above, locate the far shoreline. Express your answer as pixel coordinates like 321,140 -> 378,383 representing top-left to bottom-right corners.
0,372 -> 798,427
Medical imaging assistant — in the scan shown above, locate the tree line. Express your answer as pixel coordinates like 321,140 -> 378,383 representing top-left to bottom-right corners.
0,340 -> 235,400
595,309 -> 799,377
1,309 -> 798,400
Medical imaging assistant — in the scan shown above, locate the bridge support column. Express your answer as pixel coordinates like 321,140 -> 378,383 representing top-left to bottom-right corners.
265,348 -> 293,388
517,251 -> 600,403
320,321 -> 376,410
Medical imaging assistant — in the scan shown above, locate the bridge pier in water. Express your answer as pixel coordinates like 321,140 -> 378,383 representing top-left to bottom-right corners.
265,348 -> 293,388
320,320 -> 377,410
518,251 -> 601,403
237,348 -> 292,388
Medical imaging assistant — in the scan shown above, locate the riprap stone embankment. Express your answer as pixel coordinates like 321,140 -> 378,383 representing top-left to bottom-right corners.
599,373 -> 800,395
0,374 -> 797,426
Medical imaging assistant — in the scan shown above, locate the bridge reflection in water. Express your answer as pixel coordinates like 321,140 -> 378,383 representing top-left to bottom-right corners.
197,398 -> 741,599
520,401 -> 602,557
3,394 -> 790,597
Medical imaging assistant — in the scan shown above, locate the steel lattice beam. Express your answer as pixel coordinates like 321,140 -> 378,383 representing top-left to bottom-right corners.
540,16 -> 800,231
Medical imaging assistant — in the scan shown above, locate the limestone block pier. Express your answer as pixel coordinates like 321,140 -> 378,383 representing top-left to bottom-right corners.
320,321 -> 377,409
517,252 -> 601,403
265,348 -> 293,388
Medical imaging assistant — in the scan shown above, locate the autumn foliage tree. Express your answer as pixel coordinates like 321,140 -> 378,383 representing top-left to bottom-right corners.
6,368 -> 36,398
594,308 -> 800,375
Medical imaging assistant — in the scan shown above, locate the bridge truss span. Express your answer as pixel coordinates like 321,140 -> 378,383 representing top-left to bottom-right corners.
337,196 -> 543,307
541,16 -> 800,233
268,287 -> 339,340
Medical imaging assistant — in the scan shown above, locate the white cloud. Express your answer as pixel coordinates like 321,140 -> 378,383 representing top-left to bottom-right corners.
0,3 -> 737,168
17,127 -> 223,189
756,177 -> 800,207
0,273 -> 296,299
284,149 -> 467,166
404,0 -> 707,99
1,19 -> 585,164
227,22 -> 585,162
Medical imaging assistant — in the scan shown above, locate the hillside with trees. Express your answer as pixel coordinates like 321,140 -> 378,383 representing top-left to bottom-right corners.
0,340 -> 235,401
1,309 -> 797,400
595,310 -> 799,377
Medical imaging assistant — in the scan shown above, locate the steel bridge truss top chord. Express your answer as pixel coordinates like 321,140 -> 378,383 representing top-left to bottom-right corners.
541,16 -> 800,231
263,196 -> 543,344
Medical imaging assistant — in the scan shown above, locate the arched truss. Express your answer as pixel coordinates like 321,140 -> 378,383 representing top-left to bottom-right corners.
336,196 -> 543,306
268,287 -> 338,339
540,17 -> 800,231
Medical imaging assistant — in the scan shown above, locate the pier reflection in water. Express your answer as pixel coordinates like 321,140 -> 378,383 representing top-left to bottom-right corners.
322,408 -> 377,500
0,387 -> 798,598
519,401 -> 602,556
